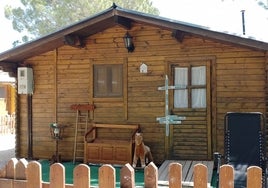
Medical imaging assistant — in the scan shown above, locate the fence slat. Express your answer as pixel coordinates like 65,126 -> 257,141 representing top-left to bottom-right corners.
27,161 -> 42,188
15,158 -> 28,180
144,162 -> 158,188
194,164 -> 207,188
1,158 -> 266,188
14,180 -> 27,188
6,158 -> 18,179
169,162 -> 182,188
0,167 -> 6,178
247,166 -> 262,188
219,165 -> 234,188
73,164 -> 90,188
99,164 -> 115,188
120,163 -> 135,188
0,179 -> 13,188
50,163 -> 65,188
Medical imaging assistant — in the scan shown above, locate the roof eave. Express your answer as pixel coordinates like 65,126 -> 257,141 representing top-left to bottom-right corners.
1,5 -> 268,63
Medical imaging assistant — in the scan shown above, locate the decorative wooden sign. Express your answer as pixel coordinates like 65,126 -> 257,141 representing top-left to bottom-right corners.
156,75 -> 186,136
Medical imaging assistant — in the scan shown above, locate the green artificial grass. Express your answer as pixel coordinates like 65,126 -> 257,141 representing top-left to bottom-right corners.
39,160 -> 144,187
40,160 -> 216,187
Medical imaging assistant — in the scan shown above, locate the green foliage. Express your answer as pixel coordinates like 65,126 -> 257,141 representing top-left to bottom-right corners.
4,0 -> 159,44
257,0 -> 268,9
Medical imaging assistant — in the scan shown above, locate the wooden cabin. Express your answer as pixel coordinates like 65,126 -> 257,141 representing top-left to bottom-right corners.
0,5 -> 267,165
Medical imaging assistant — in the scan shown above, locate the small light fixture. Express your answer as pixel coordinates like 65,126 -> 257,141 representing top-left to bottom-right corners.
123,32 -> 135,52
49,123 -> 67,163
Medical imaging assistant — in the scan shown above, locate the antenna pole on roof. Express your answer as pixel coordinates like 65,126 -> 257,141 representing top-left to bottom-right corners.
241,10 -> 246,35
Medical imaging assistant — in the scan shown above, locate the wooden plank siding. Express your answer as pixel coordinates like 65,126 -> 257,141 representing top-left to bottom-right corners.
17,23 -> 267,164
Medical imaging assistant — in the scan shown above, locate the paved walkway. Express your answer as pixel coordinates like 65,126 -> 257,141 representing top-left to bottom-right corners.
0,133 -> 15,170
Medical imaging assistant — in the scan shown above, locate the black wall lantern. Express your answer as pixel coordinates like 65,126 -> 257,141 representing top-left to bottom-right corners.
123,32 -> 135,53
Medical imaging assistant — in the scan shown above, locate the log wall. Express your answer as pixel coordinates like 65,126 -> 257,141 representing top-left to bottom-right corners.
17,23 -> 267,164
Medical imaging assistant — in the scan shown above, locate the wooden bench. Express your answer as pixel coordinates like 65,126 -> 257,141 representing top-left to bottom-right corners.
84,123 -> 140,165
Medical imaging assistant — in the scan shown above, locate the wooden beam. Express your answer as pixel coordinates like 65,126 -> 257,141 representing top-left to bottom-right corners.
0,62 -> 18,77
64,34 -> 84,48
0,62 -> 17,72
172,30 -> 185,43
114,16 -> 132,30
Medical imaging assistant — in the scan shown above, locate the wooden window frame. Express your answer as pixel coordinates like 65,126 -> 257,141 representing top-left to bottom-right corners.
93,64 -> 123,98
166,60 -> 211,113
89,58 -> 128,119
172,64 -> 207,110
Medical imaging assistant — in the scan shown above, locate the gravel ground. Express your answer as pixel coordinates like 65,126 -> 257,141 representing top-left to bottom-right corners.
0,134 -> 15,170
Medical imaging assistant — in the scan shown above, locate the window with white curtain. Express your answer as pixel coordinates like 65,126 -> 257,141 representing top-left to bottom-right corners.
174,66 -> 206,108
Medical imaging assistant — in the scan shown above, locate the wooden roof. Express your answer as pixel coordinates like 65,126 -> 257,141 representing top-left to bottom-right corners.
0,4 -> 268,63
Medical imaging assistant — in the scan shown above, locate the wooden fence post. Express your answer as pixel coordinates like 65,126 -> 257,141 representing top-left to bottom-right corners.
169,162 -> 182,188
50,163 -> 65,188
247,166 -> 262,188
120,163 -> 135,188
15,158 -> 28,180
194,163 -> 207,188
219,165 -> 234,188
99,164 -> 115,188
144,162 -> 158,188
73,164 -> 90,188
6,158 -> 18,178
14,158 -> 28,188
27,161 -> 42,188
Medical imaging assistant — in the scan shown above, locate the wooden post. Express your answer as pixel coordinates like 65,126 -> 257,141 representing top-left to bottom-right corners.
6,158 -> 18,178
144,162 -> 158,188
99,164 -> 115,188
219,165 -> 234,188
0,158 -> 17,188
194,163 -> 207,188
120,163 -> 135,188
169,163 -> 182,188
73,164 -> 90,188
27,161 -> 42,188
15,158 -> 28,180
50,163 -> 65,188
247,166 -> 262,188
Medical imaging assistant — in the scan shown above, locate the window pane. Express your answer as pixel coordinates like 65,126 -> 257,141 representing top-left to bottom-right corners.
174,90 -> 188,108
191,66 -> 206,85
94,66 -> 107,97
175,67 -> 188,85
174,67 -> 188,108
94,64 -> 123,97
192,89 -> 206,108
0,87 -> 6,98
110,65 -> 123,96
191,66 -> 206,108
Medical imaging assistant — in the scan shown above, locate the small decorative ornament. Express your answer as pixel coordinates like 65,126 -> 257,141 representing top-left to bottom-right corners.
140,63 -> 148,73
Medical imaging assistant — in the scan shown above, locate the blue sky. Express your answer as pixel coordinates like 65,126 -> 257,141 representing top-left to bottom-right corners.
0,0 -> 267,53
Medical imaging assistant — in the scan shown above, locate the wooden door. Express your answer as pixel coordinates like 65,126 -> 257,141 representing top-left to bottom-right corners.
167,59 -> 213,160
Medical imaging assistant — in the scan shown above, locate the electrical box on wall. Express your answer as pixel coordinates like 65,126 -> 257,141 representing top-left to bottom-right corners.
17,67 -> 34,94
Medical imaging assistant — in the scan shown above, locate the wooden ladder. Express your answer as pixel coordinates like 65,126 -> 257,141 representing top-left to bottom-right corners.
71,104 -> 95,164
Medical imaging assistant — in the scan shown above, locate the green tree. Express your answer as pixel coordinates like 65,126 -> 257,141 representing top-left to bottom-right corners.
5,0 -> 159,45
257,0 -> 268,9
